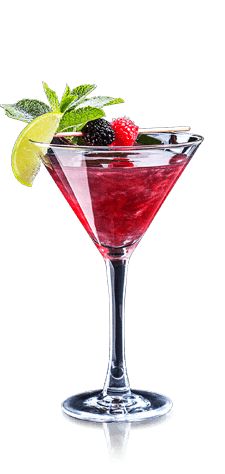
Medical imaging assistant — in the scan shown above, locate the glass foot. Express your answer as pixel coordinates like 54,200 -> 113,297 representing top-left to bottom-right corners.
62,389 -> 172,423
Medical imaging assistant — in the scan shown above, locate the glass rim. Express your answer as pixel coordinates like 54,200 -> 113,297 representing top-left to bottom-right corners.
30,132 -> 204,151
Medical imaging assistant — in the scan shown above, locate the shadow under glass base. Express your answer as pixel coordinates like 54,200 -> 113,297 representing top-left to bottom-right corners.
62,389 -> 172,423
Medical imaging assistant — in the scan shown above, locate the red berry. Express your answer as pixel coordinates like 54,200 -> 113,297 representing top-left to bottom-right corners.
109,159 -> 134,168
111,117 -> 139,146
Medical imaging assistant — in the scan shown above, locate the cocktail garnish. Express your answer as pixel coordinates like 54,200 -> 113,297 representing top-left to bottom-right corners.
111,117 -> 139,146
0,82 -> 124,185
82,119 -> 115,145
55,125 -> 191,143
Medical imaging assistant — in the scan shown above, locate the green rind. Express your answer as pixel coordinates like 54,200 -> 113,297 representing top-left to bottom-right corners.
11,112 -> 62,187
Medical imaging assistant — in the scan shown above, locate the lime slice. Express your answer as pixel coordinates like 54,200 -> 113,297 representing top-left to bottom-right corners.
11,112 -> 62,186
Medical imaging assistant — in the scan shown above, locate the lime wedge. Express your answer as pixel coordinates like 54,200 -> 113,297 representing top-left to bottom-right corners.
11,112 -> 62,186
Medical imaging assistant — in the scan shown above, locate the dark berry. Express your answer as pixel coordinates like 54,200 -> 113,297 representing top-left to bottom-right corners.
82,119 -> 115,146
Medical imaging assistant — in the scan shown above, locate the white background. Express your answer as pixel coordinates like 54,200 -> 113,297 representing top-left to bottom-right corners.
1,0 -> 225,472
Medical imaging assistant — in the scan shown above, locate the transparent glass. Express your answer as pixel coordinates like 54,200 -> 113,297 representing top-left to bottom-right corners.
34,132 -> 203,422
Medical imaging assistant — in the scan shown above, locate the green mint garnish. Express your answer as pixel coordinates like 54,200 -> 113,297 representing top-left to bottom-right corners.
60,84 -> 77,113
1,82 -> 125,135
60,84 -> 97,113
61,84 -> 71,102
71,84 -> 97,100
58,107 -> 105,132
60,93 -> 78,113
42,82 -> 60,112
77,96 -> 124,109
0,99 -> 51,122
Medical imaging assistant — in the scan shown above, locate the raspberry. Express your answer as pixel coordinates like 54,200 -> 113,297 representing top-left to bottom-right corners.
111,117 -> 139,146
82,119 -> 115,146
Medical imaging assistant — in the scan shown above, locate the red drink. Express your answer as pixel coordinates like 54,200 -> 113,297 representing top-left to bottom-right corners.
40,133 -> 202,423
46,152 -> 187,257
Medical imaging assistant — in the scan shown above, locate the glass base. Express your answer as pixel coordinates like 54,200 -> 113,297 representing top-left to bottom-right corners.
62,389 -> 172,423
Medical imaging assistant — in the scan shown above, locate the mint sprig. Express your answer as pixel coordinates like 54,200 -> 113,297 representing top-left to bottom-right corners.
1,82 -> 125,134
60,84 -> 71,102
60,84 -> 78,113
77,96 -> 124,109
58,84 -> 97,114
43,82 -> 60,112
0,99 -> 51,122
58,107 -> 105,132
60,93 -> 78,113
71,84 -> 97,100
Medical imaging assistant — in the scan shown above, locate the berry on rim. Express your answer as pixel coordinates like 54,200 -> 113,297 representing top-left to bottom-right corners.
81,119 -> 115,146
111,117 -> 139,146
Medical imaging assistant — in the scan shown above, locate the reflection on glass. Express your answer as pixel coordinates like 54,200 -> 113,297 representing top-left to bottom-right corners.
103,422 -> 131,457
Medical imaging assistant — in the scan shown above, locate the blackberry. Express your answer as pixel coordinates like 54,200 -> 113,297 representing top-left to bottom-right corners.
82,119 -> 115,146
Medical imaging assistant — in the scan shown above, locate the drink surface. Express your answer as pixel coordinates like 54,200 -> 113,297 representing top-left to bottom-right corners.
46,153 -> 188,256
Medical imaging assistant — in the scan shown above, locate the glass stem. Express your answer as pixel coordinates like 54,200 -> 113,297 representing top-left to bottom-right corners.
103,258 -> 131,396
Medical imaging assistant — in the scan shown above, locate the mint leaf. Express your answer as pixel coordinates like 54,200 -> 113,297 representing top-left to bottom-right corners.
60,85 -> 77,112
60,84 -> 70,110
60,94 -> 79,113
61,84 -> 71,101
60,84 -> 97,112
77,96 -> 124,109
43,82 -> 60,111
58,106 -> 105,132
0,99 -> 50,122
71,84 -> 96,99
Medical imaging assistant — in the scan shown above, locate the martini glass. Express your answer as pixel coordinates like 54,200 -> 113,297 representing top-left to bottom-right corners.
34,131 -> 203,422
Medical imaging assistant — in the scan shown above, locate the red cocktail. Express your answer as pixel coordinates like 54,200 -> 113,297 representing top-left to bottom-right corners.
38,133 -> 203,422
46,151 -> 187,257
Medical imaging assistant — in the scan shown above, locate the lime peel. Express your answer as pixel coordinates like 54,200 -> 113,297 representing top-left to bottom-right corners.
11,112 -> 62,186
